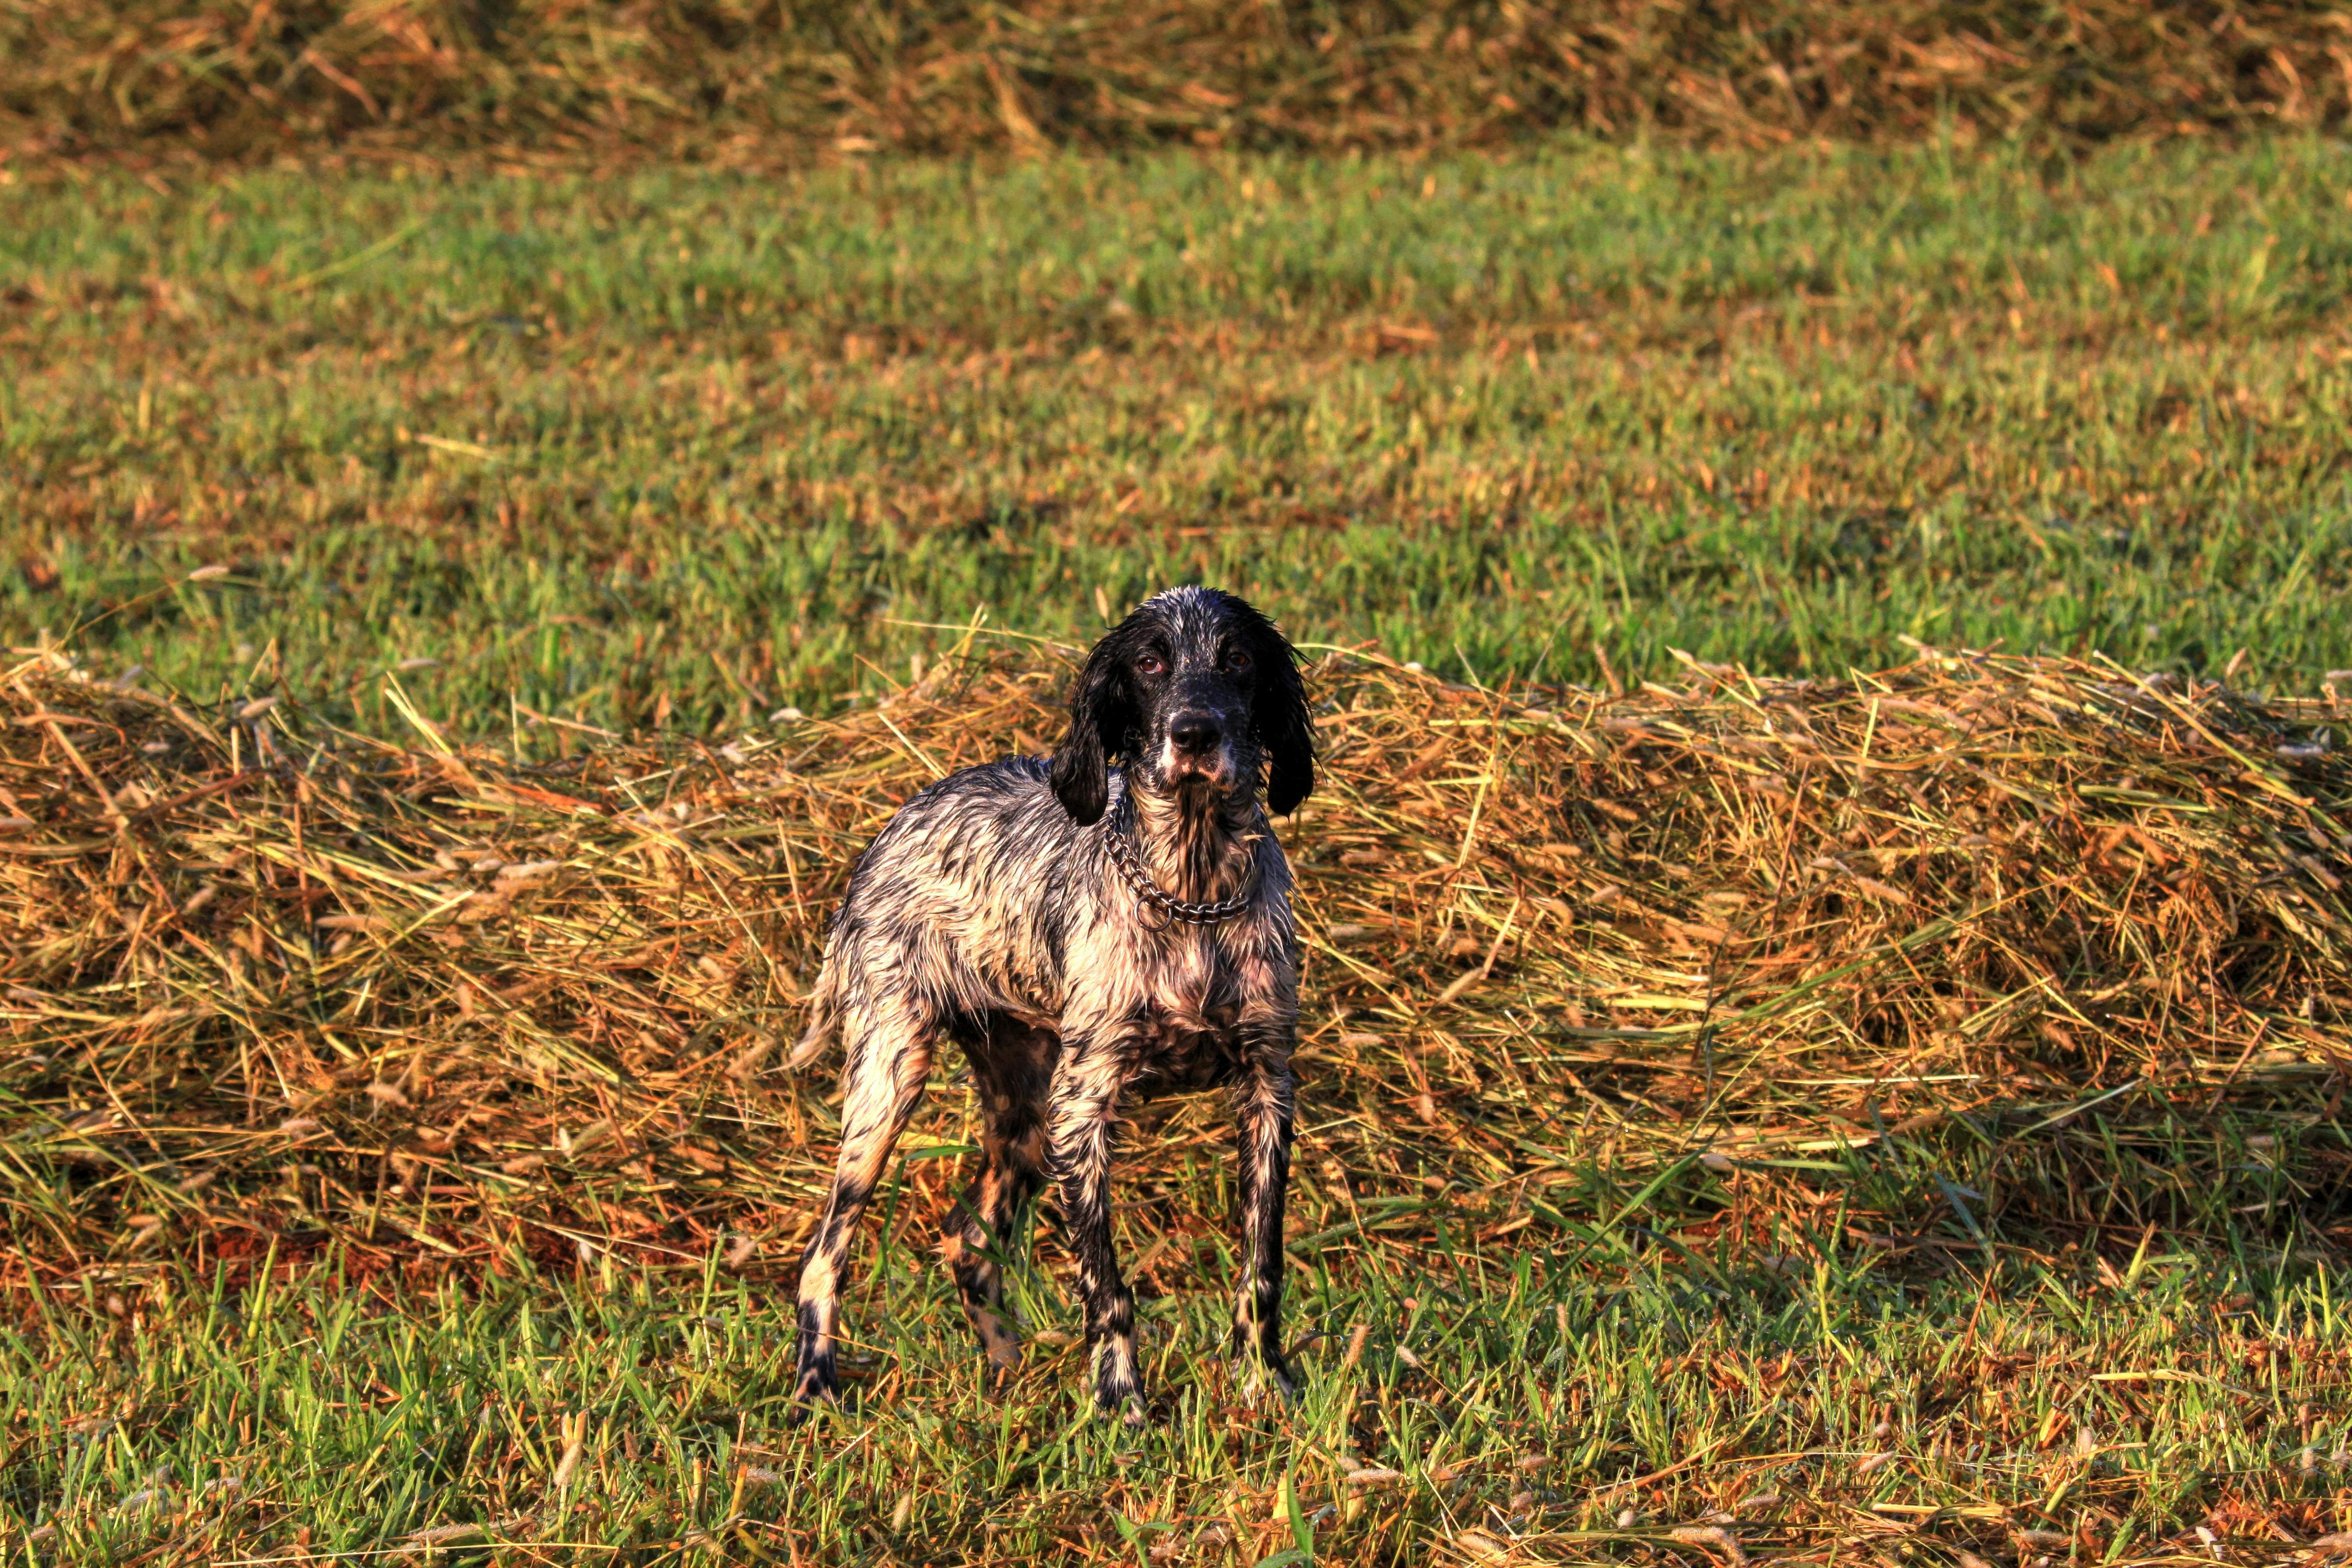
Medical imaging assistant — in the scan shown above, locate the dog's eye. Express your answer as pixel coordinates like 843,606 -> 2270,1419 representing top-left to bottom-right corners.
1225,648 -> 1252,673
1135,653 -> 1166,676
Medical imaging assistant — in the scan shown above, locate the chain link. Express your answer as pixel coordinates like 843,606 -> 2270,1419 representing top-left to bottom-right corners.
1101,803 -> 1257,930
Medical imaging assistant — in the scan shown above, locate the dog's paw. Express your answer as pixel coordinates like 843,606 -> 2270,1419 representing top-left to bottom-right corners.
972,1309 -> 1024,1373
1234,1356 -> 1298,1405
1093,1380 -> 1151,1427
790,1362 -> 841,1414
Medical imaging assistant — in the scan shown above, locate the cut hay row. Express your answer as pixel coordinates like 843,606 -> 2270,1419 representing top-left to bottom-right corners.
5,0 -> 2347,164
1,637 -> 2346,1289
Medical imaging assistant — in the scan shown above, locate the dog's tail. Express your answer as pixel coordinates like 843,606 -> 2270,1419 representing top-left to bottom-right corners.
784,954 -> 843,1072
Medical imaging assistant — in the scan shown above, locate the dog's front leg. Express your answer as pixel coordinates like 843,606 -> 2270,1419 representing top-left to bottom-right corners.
1046,1030 -> 1145,1422
1231,1027 -> 1298,1397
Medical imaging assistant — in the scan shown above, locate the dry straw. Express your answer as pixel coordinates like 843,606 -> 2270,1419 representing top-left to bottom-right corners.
2,1 -> 2347,166
1,637 -> 2345,1285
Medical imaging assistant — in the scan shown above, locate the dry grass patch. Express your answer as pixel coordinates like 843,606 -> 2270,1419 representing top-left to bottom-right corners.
2,633 -> 2346,1288
5,0 -> 2348,166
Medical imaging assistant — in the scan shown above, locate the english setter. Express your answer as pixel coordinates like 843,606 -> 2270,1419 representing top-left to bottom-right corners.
788,587 -> 1315,1421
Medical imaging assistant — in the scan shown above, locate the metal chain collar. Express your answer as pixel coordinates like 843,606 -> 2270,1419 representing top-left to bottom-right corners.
1102,801 -> 1257,931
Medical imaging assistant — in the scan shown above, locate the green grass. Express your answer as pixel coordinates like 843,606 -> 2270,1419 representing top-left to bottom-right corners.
4,138 -> 2352,749
6,1236 -> 2345,1564
5,138 -> 2352,1562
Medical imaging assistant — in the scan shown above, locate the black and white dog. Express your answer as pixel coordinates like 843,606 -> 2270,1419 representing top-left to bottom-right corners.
787,587 -> 1314,1420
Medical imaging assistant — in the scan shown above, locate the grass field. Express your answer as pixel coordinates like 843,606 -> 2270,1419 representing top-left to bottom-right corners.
6,139 -> 2352,747
9,1250 -> 2348,1564
3,640 -> 2349,1564
4,137 -> 2352,1565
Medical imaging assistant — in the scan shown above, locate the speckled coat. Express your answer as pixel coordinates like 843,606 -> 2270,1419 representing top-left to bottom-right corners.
788,587 -> 1314,1421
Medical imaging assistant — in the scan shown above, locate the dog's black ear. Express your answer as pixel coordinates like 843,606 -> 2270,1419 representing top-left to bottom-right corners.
1049,629 -> 1137,825
1236,599 -> 1314,815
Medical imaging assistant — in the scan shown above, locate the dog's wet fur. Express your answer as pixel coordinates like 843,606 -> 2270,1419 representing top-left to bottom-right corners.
788,587 -> 1315,1420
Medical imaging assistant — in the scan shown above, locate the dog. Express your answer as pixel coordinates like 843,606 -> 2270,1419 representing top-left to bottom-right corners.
786,586 -> 1315,1421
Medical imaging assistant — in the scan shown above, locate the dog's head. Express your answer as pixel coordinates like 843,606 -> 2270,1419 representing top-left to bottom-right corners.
1049,587 -> 1313,827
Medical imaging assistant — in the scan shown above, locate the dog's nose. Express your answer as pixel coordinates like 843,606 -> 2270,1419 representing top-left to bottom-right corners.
1169,711 -> 1223,756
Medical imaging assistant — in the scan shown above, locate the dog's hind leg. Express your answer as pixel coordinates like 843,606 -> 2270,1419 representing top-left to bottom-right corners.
944,1102 -> 1045,1374
946,1020 -> 1054,1375
792,990 -> 934,1406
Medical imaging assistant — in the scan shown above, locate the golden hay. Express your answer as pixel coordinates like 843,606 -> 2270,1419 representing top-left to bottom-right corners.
5,0 -> 2346,163
1,639 -> 2346,1285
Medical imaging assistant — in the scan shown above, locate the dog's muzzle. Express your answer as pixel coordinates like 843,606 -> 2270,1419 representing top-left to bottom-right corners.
1164,709 -> 1232,784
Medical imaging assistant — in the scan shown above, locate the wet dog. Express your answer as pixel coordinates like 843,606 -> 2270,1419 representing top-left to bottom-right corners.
788,587 -> 1314,1420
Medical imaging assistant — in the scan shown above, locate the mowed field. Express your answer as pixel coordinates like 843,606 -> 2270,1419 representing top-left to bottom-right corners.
2,140 -> 2352,1567
7,141 -> 2352,733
